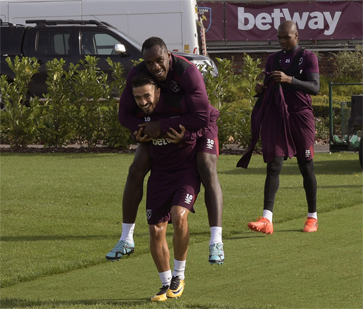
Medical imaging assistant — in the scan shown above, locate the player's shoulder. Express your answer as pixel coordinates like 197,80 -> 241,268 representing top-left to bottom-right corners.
266,51 -> 280,67
301,48 -> 317,59
301,48 -> 319,66
127,65 -> 145,80
267,51 -> 280,62
133,61 -> 148,74
171,53 -> 196,76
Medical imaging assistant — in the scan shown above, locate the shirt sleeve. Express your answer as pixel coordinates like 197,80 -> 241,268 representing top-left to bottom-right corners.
291,72 -> 320,95
118,68 -> 144,133
159,65 -> 211,133
291,52 -> 320,95
304,51 -> 320,74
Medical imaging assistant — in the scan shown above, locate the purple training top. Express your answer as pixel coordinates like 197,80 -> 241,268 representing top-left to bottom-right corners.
137,94 -> 201,225
237,47 -> 319,167
119,53 -> 219,135
265,47 -> 319,112
135,93 -> 200,173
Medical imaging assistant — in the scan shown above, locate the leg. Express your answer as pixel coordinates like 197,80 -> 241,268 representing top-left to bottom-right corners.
170,206 -> 190,261
297,159 -> 317,213
149,222 -> 171,302
298,159 -> 318,232
167,206 -> 189,298
196,152 -> 224,264
149,222 -> 170,273
248,156 -> 283,235
264,156 -> 284,213
123,143 -> 151,223
196,152 -> 223,227
106,143 -> 150,260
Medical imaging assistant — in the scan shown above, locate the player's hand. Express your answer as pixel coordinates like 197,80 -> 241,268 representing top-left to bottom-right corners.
271,71 -> 292,83
133,127 -> 152,142
166,125 -> 185,144
255,82 -> 267,94
139,120 -> 161,139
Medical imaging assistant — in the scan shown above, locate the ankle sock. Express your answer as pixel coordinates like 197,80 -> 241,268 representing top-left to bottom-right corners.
159,270 -> 172,287
120,223 -> 135,243
209,226 -> 222,246
263,209 -> 273,222
172,259 -> 186,280
307,212 -> 318,220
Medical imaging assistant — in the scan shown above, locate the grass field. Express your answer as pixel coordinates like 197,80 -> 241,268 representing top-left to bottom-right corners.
0,152 -> 362,309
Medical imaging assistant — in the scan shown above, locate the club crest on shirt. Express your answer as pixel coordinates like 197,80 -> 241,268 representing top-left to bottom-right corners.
299,57 -> 303,65
170,80 -> 180,93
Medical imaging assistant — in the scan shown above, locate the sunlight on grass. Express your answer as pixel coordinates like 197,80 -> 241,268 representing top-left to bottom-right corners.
1,152 -> 362,308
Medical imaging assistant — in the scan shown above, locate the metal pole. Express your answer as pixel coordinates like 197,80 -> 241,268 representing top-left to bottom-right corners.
329,82 -> 333,152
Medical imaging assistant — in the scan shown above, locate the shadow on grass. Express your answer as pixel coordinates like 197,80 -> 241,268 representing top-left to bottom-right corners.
272,229 -> 303,233
0,231 -> 159,243
220,159 -> 362,176
226,229 -> 304,239
0,298 -> 149,308
285,184 -> 362,189
0,235 -> 112,242
225,234 -> 265,240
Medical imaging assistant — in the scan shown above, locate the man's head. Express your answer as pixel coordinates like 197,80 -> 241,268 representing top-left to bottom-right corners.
132,73 -> 161,114
277,20 -> 298,52
142,37 -> 171,82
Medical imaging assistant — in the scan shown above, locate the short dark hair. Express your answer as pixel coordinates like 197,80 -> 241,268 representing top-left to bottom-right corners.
142,37 -> 168,53
131,73 -> 158,89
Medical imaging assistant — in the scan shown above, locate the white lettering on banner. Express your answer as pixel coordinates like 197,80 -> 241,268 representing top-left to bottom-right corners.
238,7 -> 342,36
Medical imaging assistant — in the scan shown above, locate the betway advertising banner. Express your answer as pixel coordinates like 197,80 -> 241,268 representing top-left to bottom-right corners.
198,1 -> 363,41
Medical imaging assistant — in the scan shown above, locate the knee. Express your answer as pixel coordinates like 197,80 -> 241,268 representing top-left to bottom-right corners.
267,158 -> 283,177
128,161 -> 149,180
171,208 -> 188,231
149,225 -> 164,242
298,159 -> 314,177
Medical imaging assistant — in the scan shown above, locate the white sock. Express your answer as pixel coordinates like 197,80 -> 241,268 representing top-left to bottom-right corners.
307,212 -> 318,220
263,209 -> 273,222
120,223 -> 135,243
159,270 -> 172,287
172,259 -> 186,280
209,226 -> 222,246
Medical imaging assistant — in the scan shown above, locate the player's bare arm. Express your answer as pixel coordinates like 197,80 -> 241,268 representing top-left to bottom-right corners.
134,127 -> 153,142
166,125 -> 186,144
139,121 -> 161,139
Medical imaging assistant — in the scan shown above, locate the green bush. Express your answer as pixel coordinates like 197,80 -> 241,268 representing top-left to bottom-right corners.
39,58 -> 77,147
3,48 -> 362,149
203,55 -> 261,149
241,53 -> 262,104
0,56 -> 137,150
0,56 -> 41,148
330,45 -> 363,83
70,56 -> 110,147
101,58 -> 133,148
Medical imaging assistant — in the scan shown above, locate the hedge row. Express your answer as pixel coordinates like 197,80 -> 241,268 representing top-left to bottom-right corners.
2,53 -> 356,150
